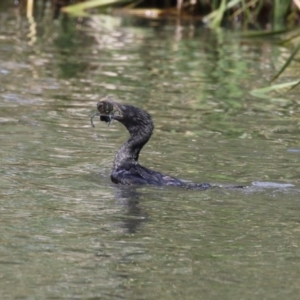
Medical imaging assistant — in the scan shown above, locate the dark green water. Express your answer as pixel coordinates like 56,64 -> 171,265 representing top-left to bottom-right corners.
1,1 -> 300,299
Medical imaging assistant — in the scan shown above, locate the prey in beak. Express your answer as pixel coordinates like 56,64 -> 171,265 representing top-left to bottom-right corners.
90,96 -> 122,128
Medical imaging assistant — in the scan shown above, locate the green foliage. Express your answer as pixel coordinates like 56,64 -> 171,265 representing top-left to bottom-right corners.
62,0 -> 132,16
62,0 -> 299,29
250,80 -> 300,99
60,0 -> 300,95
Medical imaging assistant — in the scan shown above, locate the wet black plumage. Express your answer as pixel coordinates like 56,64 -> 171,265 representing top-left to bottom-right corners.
92,97 -> 212,191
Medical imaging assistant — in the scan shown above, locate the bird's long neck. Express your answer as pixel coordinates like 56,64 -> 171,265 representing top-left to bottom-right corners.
113,107 -> 154,169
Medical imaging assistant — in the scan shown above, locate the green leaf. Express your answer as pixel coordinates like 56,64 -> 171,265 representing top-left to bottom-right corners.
272,41 -> 300,81
250,80 -> 300,99
62,0 -> 132,16
241,29 -> 290,38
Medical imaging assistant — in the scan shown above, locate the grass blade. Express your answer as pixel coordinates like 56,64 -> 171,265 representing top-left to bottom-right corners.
250,80 -> 300,99
62,0 -> 132,16
272,40 -> 300,81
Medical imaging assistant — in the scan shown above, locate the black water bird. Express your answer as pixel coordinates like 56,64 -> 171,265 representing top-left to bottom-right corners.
91,97 -> 223,190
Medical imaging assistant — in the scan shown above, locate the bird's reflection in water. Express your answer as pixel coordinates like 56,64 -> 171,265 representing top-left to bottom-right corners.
112,185 -> 148,234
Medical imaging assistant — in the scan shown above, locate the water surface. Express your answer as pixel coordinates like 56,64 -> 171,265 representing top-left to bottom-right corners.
1,1 -> 300,299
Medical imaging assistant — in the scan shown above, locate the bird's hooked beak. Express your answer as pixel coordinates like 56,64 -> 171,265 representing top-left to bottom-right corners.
90,97 -> 123,128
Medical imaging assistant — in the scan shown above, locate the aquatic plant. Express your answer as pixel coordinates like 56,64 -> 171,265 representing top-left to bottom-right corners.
60,0 -> 300,29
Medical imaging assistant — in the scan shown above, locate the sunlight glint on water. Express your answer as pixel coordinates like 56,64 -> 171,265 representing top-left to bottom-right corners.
1,2 -> 300,299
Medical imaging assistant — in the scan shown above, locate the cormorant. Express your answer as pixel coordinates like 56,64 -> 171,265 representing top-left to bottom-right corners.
91,96 -> 212,190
